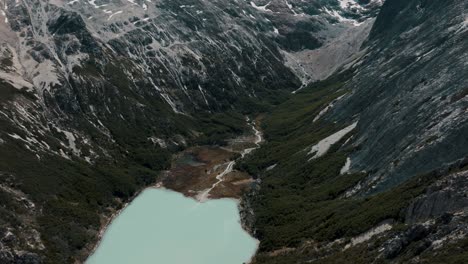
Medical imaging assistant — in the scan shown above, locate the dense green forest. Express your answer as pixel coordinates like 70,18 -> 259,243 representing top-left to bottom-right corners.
0,90 -> 251,263
238,75 -> 468,263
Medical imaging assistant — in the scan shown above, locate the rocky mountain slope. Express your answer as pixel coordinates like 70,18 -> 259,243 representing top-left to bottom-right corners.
239,0 -> 468,263
1,0 -> 467,263
2,0 -> 380,173
0,0 -> 385,263
250,0 -> 384,84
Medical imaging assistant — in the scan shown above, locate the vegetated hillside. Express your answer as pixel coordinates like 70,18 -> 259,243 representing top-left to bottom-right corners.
0,84 -> 249,263
240,0 -> 468,263
0,0 -> 388,262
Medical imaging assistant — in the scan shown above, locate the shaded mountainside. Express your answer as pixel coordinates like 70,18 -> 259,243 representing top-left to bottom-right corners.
332,0 -> 468,194
0,0 -> 467,263
0,0 -> 384,263
239,0 -> 468,263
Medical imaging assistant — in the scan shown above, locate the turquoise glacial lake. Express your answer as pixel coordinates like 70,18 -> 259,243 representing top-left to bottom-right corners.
86,188 -> 258,264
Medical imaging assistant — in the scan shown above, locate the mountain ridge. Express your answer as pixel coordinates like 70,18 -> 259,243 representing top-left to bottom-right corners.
1,0 -> 467,263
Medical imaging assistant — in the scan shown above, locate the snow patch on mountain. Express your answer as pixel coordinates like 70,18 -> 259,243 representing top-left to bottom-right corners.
313,93 -> 347,123
340,157 -> 352,174
250,1 -> 271,12
308,122 -> 358,160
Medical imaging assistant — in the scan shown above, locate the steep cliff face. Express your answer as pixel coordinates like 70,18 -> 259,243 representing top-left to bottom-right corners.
330,0 -> 468,193
238,0 -> 468,263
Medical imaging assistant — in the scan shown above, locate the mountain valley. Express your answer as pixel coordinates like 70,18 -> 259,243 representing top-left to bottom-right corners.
0,0 -> 467,263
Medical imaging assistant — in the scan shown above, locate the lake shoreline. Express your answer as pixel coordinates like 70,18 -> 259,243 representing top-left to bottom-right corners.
87,188 -> 260,264
86,116 -> 263,263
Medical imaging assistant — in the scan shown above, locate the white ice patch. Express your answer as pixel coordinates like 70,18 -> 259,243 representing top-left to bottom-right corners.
344,222 -> 392,249
88,0 -> 108,9
250,1 -> 271,12
149,78 -> 182,114
0,0 -> 8,23
108,10 -> 123,20
266,164 -> 277,171
285,0 -> 298,15
324,8 -> 363,26
53,126 -> 81,156
0,44 -> 34,90
198,85 -> 210,107
1,9 -> 7,23
308,122 -> 358,160
340,157 -> 352,174
62,131 -> 80,155
148,137 -> 167,148
339,0 -> 364,10
59,149 -> 71,160
0,72 -> 34,90
28,60 -> 62,92
313,94 -> 347,123
453,14 -> 468,34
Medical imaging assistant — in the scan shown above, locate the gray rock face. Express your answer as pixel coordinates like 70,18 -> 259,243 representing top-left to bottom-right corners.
382,224 -> 433,259
1,0 -> 299,112
0,248 -> 42,264
406,170 -> 468,224
15,252 -> 41,264
378,174 -> 468,261
284,18 -> 375,86
329,0 -> 468,193
250,0 -> 385,84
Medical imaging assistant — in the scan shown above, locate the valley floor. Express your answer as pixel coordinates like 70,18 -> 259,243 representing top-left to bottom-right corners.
162,117 -> 263,201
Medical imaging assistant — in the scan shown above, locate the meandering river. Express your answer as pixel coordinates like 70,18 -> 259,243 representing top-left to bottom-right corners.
196,118 -> 262,201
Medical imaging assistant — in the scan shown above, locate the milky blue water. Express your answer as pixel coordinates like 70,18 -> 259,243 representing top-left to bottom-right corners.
86,188 -> 258,264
